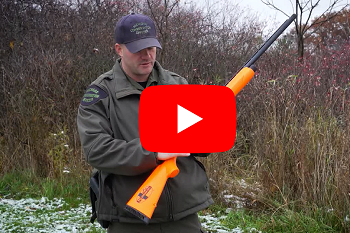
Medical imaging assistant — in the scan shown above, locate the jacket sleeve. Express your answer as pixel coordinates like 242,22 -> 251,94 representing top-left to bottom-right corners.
77,99 -> 158,176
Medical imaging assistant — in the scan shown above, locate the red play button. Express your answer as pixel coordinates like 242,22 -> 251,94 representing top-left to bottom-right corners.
139,85 -> 236,153
177,104 -> 203,133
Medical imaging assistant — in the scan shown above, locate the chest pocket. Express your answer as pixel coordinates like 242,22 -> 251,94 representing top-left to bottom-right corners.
112,94 -> 141,141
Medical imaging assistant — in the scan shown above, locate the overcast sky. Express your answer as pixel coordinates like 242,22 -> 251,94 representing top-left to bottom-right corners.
239,0 -> 349,25
191,0 -> 349,27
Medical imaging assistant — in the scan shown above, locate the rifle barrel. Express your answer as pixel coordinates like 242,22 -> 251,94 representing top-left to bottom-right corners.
225,14 -> 296,86
244,14 -> 296,68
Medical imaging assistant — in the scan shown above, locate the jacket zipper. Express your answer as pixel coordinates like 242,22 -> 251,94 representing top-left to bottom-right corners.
165,183 -> 174,221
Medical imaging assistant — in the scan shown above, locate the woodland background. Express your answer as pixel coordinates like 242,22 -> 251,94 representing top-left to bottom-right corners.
1,0 -> 350,229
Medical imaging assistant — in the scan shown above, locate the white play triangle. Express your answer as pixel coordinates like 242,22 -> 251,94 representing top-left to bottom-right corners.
177,105 -> 203,133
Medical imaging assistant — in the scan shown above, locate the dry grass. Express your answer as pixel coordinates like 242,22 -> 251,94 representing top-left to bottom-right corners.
1,0 -> 350,225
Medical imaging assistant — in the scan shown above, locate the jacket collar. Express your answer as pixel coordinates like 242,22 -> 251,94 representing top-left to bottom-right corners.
112,58 -> 160,99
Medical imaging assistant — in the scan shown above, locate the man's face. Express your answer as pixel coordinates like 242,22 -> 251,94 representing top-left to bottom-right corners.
116,44 -> 156,82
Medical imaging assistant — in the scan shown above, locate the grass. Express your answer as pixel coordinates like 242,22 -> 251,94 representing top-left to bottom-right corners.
0,197 -> 105,232
0,170 -> 103,232
200,204 -> 348,233
0,170 -> 90,206
1,170 -> 349,233
221,209 -> 344,233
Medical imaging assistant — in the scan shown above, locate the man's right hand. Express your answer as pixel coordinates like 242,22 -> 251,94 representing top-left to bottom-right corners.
157,153 -> 190,160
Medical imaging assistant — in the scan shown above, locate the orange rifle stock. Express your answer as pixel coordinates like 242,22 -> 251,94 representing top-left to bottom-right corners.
125,14 -> 297,224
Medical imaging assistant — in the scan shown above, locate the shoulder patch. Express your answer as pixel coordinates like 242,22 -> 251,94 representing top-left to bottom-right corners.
80,85 -> 108,106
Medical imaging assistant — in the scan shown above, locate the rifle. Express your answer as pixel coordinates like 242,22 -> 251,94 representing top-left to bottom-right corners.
125,14 -> 297,224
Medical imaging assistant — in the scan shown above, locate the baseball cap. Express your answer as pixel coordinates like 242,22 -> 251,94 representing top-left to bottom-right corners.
115,13 -> 162,53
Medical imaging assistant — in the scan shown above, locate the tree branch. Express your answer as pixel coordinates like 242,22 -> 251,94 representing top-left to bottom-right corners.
261,0 -> 290,18
304,4 -> 349,40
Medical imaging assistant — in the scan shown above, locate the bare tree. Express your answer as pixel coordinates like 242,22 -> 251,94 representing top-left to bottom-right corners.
145,0 -> 181,64
261,0 -> 349,59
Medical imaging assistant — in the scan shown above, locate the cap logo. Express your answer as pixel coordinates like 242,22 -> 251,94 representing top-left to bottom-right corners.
130,22 -> 151,35
115,13 -> 162,52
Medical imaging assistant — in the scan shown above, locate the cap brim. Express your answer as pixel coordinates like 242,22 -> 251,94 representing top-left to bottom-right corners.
125,38 -> 162,53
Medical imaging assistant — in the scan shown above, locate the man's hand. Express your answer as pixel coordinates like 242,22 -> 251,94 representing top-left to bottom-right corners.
157,153 -> 190,160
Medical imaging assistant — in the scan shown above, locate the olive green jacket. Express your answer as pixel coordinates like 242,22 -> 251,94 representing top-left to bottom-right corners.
77,59 -> 213,224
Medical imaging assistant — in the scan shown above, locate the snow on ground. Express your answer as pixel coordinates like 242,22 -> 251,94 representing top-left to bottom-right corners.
0,197 -> 244,233
199,214 -> 236,233
0,197 -> 104,233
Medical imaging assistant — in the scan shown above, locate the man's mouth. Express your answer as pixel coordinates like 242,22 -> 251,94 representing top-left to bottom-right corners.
140,62 -> 151,66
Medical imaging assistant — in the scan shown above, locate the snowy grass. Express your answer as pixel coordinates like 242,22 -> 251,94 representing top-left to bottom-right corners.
1,170 -> 346,233
0,197 -> 104,233
199,214 -> 238,233
0,171 -> 245,232
1,194 -> 346,233
0,197 -> 246,233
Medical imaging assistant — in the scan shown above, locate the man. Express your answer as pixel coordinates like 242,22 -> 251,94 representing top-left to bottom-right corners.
77,13 -> 213,233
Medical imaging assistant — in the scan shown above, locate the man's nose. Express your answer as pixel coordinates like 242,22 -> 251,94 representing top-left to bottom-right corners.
140,48 -> 151,57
